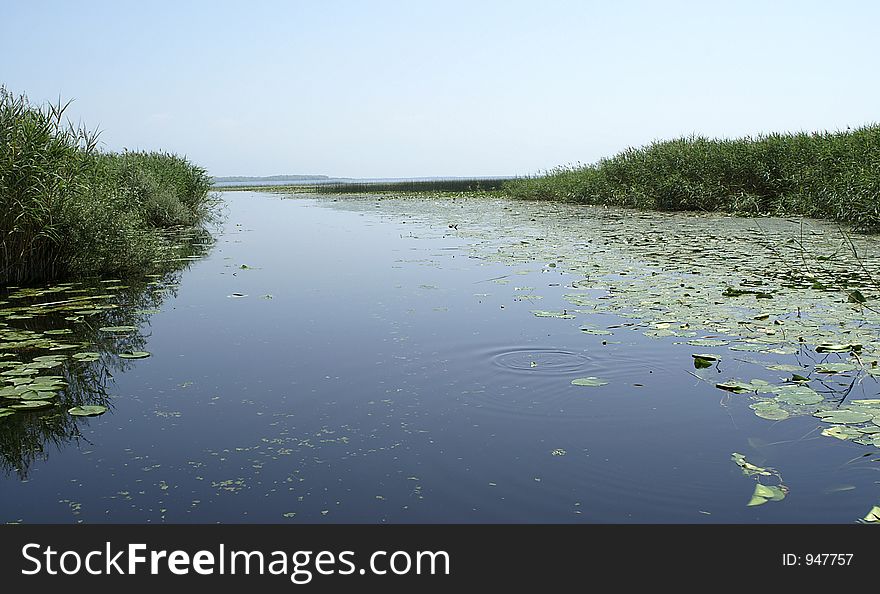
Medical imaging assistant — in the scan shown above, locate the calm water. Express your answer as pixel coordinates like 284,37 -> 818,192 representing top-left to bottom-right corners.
1,191 -> 878,523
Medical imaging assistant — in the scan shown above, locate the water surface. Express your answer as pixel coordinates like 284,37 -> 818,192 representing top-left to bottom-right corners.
2,192 -> 879,523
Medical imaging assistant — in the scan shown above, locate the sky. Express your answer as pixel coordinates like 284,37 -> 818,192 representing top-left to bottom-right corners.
2,1 -> 879,178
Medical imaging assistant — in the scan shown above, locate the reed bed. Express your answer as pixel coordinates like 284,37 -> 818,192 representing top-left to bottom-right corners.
505,126 -> 880,231
0,86 -> 212,286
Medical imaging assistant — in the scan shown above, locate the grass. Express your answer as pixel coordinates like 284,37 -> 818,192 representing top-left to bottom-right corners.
0,86 -> 212,286
504,126 -> 880,231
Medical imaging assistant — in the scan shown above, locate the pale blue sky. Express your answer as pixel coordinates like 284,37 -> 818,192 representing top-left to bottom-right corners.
2,1 -> 878,177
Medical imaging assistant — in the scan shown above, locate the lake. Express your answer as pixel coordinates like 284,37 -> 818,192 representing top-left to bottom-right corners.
1,191 -> 879,523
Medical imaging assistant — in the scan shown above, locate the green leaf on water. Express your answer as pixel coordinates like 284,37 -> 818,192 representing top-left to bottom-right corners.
532,310 -> 576,319
20,390 -> 57,401
687,338 -> 730,347
814,363 -> 857,374
816,343 -> 861,353
716,380 -> 759,394
10,400 -> 53,410
731,452 -> 771,477
765,363 -> 804,372
773,385 -> 823,405
579,325 -> 613,335
821,425 -> 863,440
861,506 -> 880,524
571,377 -> 608,387
0,408 -> 15,419
814,410 -> 873,424
99,326 -> 138,333
750,402 -> 790,421
847,289 -> 867,304
69,405 -> 108,417
748,483 -> 787,506
119,351 -> 151,359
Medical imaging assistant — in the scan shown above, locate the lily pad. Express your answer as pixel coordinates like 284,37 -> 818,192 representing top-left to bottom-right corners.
816,343 -> 861,353
731,452 -> 771,476
571,377 -> 608,387
861,506 -> 880,523
99,326 -> 138,333
716,380 -> 760,394
821,425 -> 863,440
814,363 -> 857,374
68,405 -> 108,417
10,400 -> 54,410
20,390 -> 57,401
765,363 -> 804,372
687,338 -> 730,347
773,385 -> 823,405
0,408 -> 15,419
750,402 -> 790,421
532,310 -> 576,319
814,410 -> 873,424
119,351 -> 151,359
747,483 -> 787,506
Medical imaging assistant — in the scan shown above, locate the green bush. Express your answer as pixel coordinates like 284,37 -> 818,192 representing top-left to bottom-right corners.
505,126 -> 880,230
0,86 -> 212,285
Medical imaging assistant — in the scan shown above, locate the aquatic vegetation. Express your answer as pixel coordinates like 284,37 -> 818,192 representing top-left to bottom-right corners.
731,453 -> 788,507
0,86 -> 213,285
571,377 -> 608,387
313,178 -> 511,194
68,405 -> 108,417
505,125 -> 880,231
0,234 -> 210,477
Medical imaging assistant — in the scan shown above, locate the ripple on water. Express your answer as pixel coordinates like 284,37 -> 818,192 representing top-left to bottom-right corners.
437,342 -> 674,420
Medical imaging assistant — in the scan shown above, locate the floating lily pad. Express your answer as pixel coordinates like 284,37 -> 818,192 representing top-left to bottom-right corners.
716,380 -> 760,394
68,405 -> 108,417
119,351 -> 151,359
579,325 -> 613,335
773,385 -> 823,405
532,310 -> 576,319
747,483 -> 787,506
731,452 -> 771,476
687,338 -> 730,347
814,410 -> 873,424
99,326 -> 138,333
0,408 -> 15,419
816,343 -> 861,353
765,363 -> 804,372
861,506 -> 880,524
851,399 -> 880,406
821,425 -> 863,440
10,400 -> 54,410
814,363 -> 858,374
571,377 -> 608,387
20,390 -> 57,401
750,402 -> 790,420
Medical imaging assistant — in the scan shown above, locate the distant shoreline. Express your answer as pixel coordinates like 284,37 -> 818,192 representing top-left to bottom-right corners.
211,174 -> 330,183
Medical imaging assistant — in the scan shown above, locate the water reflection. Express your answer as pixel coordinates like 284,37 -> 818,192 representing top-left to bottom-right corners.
0,228 -> 214,478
